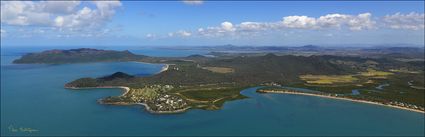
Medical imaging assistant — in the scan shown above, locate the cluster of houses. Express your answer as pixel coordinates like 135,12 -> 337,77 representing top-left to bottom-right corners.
149,94 -> 188,111
146,84 -> 174,91
133,84 -> 188,112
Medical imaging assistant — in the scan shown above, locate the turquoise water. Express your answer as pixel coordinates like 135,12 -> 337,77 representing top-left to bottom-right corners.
1,47 -> 424,136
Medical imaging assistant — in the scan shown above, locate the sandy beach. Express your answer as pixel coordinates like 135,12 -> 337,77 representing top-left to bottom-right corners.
260,90 -> 425,114
158,64 -> 169,73
130,61 -> 169,74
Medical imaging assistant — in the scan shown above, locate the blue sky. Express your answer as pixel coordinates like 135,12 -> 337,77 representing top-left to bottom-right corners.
1,1 -> 424,47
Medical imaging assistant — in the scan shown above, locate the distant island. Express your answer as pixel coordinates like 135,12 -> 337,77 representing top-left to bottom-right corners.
14,47 -> 425,113
13,48 -> 147,64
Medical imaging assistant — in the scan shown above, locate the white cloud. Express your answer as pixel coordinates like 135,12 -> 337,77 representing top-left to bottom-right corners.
316,14 -> 349,28
383,12 -> 425,30
282,15 -> 318,29
1,1 -> 122,37
346,13 -> 375,30
221,21 -> 235,31
0,1 -> 52,26
188,13 -> 380,37
93,1 -> 122,19
168,30 -> 192,37
281,13 -> 375,30
41,1 -> 81,14
178,30 -> 192,37
182,0 -> 203,5
197,21 -> 238,37
54,16 -> 64,27
51,1 -> 121,29
239,22 -> 273,31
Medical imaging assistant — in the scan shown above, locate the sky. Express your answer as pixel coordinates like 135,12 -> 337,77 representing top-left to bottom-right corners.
0,1 -> 424,47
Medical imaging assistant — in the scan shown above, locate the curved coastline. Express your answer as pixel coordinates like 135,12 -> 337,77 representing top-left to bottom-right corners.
135,103 -> 191,114
128,61 -> 169,74
258,89 -> 425,114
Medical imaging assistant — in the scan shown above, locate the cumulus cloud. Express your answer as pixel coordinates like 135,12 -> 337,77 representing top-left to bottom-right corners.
168,30 -> 192,37
346,13 -> 375,30
176,30 -> 192,37
221,21 -> 235,31
192,13 -> 377,37
182,0 -> 203,5
1,1 -> 122,37
282,15 -> 318,29
0,1 -> 51,26
41,1 -> 81,14
177,30 -> 192,37
197,21 -> 239,36
281,13 -> 375,30
238,22 -> 274,31
383,12 -> 424,30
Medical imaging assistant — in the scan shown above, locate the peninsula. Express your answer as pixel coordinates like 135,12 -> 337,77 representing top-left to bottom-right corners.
14,47 -> 425,114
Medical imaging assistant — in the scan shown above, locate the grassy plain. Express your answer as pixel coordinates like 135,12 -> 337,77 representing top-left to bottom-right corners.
202,67 -> 235,73
300,75 -> 358,84
359,69 -> 393,79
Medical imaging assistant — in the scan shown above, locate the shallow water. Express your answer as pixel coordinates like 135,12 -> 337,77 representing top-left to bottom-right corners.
1,47 -> 424,136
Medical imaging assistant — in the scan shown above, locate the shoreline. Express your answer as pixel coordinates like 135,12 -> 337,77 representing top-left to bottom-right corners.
259,90 -> 425,114
135,103 -> 191,114
100,102 -> 190,114
158,64 -> 169,74
67,85 -> 424,114
65,86 -> 130,96
129,61 -> 169,74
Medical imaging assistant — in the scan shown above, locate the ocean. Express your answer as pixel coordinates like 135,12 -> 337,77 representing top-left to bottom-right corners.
1,46 -> 424,136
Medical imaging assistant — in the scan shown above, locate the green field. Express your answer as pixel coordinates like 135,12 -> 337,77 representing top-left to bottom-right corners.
300,75 -> 358,84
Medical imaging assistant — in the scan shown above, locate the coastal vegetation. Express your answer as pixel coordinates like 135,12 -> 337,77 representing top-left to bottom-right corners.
256,87 -> 424,113
14,48 -> 425,114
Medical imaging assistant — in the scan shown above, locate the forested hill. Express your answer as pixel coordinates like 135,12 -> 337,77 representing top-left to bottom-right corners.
13,48 -> 147,64
66,53 -> 359,88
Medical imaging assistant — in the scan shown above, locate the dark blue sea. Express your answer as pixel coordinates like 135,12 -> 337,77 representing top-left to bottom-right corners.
1,46 -> 424,136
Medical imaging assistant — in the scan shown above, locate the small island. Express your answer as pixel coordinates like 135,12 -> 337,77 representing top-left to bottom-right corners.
15,48 -> 425,114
